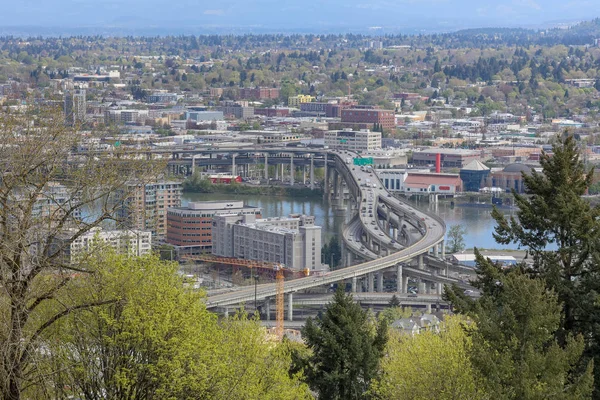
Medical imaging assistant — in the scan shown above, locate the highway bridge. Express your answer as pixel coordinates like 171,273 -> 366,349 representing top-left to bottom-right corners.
203,149 -> 473,316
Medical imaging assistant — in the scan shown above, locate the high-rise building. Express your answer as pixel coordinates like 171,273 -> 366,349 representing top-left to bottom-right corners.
212,213 -> 322,271
166,200 -> 262,256
117,181 -> 182,238
64,89 -> 86,125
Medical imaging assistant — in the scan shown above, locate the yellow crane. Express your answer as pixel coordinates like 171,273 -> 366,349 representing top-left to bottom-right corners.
183,255 -> 309,340
274,264 -> 285,339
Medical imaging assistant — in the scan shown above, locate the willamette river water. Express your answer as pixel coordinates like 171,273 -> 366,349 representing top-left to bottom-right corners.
182,192 -> 519,250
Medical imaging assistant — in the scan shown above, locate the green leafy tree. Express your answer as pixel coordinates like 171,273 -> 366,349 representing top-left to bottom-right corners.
0,106 -> 160,400
445,250 -> 593,399
371,316 -> 485,400
41,252 -> 311,399
294,288 -> 388,399
492,134 -> 600,392
447,224 -> 467,253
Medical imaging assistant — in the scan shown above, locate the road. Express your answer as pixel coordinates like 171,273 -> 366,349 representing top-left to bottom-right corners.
205,150 -> 447,309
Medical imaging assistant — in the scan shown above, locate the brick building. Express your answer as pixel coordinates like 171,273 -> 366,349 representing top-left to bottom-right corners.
239,87 -> 280,100
339,107 -> 396,131
254,108 -> 290,117
166,200 -> 261,256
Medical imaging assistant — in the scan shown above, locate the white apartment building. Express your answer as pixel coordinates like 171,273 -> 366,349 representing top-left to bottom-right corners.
56,228 -> 151,264
212,214 -> 322,271
324,129 -> 381,152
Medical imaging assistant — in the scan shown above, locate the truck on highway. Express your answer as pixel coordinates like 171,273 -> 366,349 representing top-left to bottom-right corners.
345,157 -> 352,164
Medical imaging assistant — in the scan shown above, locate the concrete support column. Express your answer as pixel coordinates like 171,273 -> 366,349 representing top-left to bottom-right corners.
224,307 -> 229,318
418,279 -> 426,294
303,166 -> 306,185
265,299 -> 271,321
426,303 -> 432,313
393,228 -> 398,241
441,240 -> 445,259
352,276 -> 357,293
323,154 -> 328,198
402,276 -> 409,293
347,251 -> 354,267
231,154 -> 236,176
290,154 -> 294,186
397,264 -> 403,293
310,154 -> 315,190
191,155 -> 197,175
368,273 -> 375,292
418,255 -> 424,270
287,292 -> 293,321
433,244 -> 439,258
377,272 -> 384,293
264,153 -> 268,180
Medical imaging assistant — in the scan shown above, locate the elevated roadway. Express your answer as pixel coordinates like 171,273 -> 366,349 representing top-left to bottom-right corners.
205,150 -> 450,309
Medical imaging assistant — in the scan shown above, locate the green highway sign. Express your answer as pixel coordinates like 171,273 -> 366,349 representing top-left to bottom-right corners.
353,157 -> 373,166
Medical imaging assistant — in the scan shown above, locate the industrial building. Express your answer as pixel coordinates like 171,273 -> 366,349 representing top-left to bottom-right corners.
212,213 -> 322,271
411,148 -> 482,169
166,200 -> 262,256
377,169 -> 462,196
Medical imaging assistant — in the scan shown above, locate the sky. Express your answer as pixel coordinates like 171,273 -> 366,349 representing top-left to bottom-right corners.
2,0 -> 600,34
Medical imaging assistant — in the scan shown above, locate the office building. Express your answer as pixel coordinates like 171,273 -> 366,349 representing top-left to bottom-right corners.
104,109 -> 150,125
64,89 -> 86,125
288,95 -> 315,107
184,110 -> 224,122
117,181 -> 182,238
218,101 -> 255,119
147,92 -> 179,103
239,87 -> 280,100
212,213 -> 322,271
166,200 -> 262,256
339,107 -> 395,132
324,129 -> 381,152
54,227 -> 151,264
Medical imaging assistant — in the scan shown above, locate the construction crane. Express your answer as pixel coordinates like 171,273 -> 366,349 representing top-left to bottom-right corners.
274,264 -> 285,339
183,254 -> 309,340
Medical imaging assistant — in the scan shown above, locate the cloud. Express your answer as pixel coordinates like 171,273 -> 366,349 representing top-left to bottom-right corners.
203,9 -> 225,16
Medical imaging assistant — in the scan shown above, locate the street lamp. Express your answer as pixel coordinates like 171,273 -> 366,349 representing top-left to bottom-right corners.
254,271 -> 258,314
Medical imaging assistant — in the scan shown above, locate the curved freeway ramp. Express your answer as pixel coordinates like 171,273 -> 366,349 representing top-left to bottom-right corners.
205,151 -> 447,309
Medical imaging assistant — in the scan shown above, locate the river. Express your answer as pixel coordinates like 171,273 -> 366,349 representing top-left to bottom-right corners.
182,192 -> 519,250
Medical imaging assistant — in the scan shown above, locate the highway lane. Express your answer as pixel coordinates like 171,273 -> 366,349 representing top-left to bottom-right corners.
205,150 -> 447,308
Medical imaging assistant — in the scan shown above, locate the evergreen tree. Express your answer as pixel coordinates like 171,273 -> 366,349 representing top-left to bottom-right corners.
444,250 -> 593,399
491,134 -> 600,395
388,294 -> 401,308
294,288 -> 388,400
